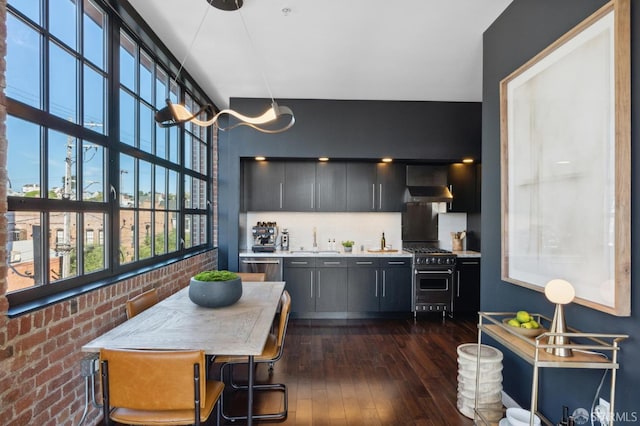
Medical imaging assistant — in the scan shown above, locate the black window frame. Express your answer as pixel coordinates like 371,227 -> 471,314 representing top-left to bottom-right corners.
6,0 -> 216,315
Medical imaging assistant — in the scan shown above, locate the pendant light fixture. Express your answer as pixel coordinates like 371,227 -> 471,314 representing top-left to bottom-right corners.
155,0 -> 295,133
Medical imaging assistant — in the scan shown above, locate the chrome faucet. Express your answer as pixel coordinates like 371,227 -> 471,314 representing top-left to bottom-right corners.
312,227 -> 318,251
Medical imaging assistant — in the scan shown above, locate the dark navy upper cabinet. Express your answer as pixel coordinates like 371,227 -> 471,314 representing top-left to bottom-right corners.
346,162 -> 405,212
447,163 -> 480,213
243,161 -> 285,211
316,162 -> 347,211
242,160 -> 409,213
346,163 -> 377,211
376,163 -> 405,212
283,162 -> 316,211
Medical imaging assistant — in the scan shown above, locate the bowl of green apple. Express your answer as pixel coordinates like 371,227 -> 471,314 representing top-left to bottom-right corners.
502,311 -> 546,338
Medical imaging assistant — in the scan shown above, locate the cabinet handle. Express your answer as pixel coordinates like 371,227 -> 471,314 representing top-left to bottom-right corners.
375,270 -> 379,297
317,270 -> 321,298
242,259 -> 281,264
290,261 -> 309,265
461,261 -> 479,265
448,184 -> 453,209
356,261 -> 373,265
379,184 -> 382,210
323,261 -> 341,265
371,184 -> 375,210
311,183 -> 314,209
279,182 -> 283,209
310,270 -> 313,298
456,270 -> 461,297
382,270 -> 386,297
387,261 -> 405,265
417,269 -> 453,275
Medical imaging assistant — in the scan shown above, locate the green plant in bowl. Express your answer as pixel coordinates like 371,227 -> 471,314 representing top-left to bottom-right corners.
193,270 -> 239,281
189,270 -> 242,308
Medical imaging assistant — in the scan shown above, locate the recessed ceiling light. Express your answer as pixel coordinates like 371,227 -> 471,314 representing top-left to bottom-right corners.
255,156 -> 266,161
556,160 -> 571,165
462,158 -> 474,164
381,157 -> 393,163
318,157 -> 329,162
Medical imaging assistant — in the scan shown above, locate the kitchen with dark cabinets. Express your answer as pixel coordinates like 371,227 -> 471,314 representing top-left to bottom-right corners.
227,99 -> 483,322
219,98 -> 482,273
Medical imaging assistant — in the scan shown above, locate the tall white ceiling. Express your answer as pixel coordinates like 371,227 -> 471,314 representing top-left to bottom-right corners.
127,0 -> 513,109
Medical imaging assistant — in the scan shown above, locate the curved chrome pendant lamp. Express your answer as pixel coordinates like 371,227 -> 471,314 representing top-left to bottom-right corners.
155,0 -> 295,133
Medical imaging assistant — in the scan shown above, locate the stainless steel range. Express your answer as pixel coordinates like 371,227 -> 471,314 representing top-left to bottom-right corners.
405,246 -> 457,317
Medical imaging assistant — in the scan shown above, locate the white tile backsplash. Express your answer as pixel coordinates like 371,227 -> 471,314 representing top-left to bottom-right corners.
244,212 -> 402,253
438,212 -> 467,250
242,211 -> 468,252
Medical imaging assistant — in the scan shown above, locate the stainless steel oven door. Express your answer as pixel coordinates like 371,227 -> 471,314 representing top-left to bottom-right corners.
413,267 -> 455,312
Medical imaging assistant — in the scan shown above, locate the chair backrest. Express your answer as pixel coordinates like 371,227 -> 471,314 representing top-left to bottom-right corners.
125,288 -> 159,319
275,290 -> 292,351
236,272 -> 266,282
100,348 -> 207,411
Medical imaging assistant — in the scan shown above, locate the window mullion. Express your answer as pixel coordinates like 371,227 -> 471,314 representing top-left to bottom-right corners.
108,13 -> 121,273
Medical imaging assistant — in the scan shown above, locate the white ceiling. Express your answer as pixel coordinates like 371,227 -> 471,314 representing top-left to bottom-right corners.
127,0 -> 513,109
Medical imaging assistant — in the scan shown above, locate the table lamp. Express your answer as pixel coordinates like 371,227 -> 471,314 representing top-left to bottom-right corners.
544,279 -> 575,357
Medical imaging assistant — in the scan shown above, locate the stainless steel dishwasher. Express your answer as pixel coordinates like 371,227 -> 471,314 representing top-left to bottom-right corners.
239,257 -> 283,281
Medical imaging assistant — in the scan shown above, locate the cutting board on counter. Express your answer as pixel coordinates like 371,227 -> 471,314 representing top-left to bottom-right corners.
367,249 -> 399,253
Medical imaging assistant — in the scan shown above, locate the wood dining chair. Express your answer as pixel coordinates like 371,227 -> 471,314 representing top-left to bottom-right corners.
236,272 -> 266,281
125,288 -> 159,319
216,290 -> 291,421
100,348 -> 224,426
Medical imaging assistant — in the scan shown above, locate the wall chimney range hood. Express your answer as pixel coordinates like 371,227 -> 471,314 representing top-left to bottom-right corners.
405,165 -> 453,203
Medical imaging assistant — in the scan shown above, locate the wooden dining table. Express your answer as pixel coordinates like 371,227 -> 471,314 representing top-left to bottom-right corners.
82,281 -> 286,426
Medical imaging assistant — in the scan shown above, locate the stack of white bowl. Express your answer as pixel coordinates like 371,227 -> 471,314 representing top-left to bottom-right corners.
504,407 -> 541,426
457,343 -> 504,423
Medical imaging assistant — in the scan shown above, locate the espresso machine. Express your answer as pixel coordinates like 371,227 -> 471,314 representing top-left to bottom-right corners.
252,222 -> 278,252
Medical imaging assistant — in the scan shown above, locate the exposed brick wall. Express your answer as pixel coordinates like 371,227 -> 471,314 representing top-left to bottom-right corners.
0,252 -> 218,426
0,1 -> 222,423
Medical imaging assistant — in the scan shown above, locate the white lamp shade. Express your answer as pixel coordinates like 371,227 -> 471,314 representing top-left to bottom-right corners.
544,279 -> 575,305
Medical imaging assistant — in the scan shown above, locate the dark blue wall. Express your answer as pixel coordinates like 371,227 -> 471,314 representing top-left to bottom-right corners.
482,0 -> 639,421
218,98 -> 481,270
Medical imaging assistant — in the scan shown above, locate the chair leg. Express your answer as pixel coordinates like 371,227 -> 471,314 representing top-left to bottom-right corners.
219,361 -> 288,421
216,396 -> 221,426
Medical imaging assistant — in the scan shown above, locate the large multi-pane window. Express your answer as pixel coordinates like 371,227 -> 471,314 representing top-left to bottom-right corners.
6,0 -> 213,308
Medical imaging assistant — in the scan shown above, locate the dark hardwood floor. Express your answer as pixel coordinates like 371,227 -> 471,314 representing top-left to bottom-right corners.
215,315 -> 480,425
